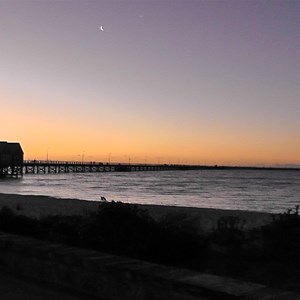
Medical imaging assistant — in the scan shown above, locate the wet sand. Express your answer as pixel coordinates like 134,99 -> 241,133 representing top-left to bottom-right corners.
0,193 -> 273,233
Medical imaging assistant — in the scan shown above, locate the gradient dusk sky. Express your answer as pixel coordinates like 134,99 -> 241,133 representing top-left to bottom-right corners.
1,0 -> 299,166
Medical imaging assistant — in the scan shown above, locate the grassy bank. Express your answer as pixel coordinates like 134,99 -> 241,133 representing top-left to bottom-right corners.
0,201 -> 300,292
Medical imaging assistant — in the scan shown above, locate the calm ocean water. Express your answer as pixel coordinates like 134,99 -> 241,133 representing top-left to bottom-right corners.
0,169 -> 299,213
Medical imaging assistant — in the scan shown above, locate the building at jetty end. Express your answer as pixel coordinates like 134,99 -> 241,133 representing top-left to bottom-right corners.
0,141 -> 24,178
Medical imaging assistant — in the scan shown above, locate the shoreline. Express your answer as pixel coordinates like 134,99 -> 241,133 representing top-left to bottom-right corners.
0,193 -> 273,233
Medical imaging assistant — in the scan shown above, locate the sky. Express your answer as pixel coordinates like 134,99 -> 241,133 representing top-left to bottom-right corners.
1,0 -> 299,166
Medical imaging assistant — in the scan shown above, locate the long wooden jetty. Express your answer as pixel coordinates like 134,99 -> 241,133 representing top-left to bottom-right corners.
21,161 -> 300,175
23,160 -> 203,174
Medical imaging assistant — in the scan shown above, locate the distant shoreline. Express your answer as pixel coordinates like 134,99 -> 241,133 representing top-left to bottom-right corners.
0,193 -> 272,233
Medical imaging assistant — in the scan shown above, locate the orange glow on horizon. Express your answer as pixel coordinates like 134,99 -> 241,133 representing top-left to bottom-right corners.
3,111 -> 299,166
2,89 -> 299,167
20,134 -> 300,167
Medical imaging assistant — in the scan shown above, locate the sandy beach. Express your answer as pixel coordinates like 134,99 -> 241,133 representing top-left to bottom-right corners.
0,193 -> 273,233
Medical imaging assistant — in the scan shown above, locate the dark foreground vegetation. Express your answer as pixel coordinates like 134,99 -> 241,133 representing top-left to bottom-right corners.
1,202 -> 300,292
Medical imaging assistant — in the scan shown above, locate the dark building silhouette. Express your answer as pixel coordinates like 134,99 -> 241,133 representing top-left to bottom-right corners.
0,141 -> 24,178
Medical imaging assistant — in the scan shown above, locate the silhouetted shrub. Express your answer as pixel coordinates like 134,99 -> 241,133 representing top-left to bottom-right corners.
39,215 -> 85,246
80,202 -> 206,267
261,206 -> 300,257
210,216 -> 246,248
0,203 -> 207,269
159,213 -> 199,234
2,203 -> 300,290
0,206 -> 15,231
0,206 -> 40,236
80,202 -> 156,255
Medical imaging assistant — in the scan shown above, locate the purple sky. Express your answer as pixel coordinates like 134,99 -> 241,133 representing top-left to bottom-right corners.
1,1 -> 299,165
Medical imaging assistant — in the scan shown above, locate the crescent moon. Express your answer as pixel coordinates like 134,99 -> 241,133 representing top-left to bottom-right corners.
99,26 -> 104,32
